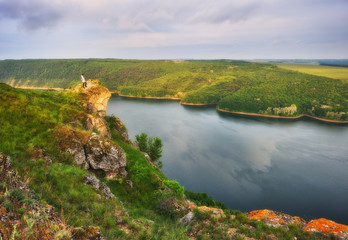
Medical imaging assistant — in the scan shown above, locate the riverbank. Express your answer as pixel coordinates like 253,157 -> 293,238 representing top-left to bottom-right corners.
180,102 -> 217,106
14,86 -> 65,91
117,93 -> 181,100
216,108 -> 348,124
108,94 -> 348,226
115,92 -> 348,124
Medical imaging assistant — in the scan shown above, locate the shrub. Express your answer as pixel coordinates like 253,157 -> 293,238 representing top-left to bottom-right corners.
0,182 -> 7,190
4,201 -> 14,212
21,198 -> 34,206
193,208 -> 208,220
18,207 -> 26,215
154,190 -> 180,219
184,190 -> 228,209
163,180 -> 184,199
9,189 -> 25,201
148,137 -> 163,162
135,132 -> 163,166
135,133 -> 149,153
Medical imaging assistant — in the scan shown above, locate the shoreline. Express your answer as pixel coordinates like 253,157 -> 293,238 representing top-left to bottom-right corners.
116,93 -> 181,100
180,102 -> 217,106
13,88 -> 347,124
14,86 -> 65,91
216,108 -> 348,124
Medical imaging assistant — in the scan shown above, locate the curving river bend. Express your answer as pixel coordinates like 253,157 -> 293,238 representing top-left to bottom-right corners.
107,95 -> 348,224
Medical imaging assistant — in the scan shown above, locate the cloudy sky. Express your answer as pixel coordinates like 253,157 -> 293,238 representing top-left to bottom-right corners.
0,0 -> 347,59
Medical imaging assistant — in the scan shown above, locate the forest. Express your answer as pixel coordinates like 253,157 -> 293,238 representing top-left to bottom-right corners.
0,59 -> 347,120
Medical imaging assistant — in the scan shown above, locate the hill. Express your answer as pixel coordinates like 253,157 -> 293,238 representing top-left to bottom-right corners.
0,59 -> 347,121
1,82 -> 347,239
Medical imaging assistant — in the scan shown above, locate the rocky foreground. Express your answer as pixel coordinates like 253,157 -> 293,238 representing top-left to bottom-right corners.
246,209 -> 348,239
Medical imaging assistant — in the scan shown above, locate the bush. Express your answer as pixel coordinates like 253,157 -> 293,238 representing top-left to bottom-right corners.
154,190 -> 180,219
4,201 -> 14,212
185,190 -> 228,209
135,133 -> 163,165
193,208 -> 208,220
148,137 -> 163,162
9,189 -> 24,201
163,180 -> 184,199
135,133 -> 149,153
18,207 -> 26,215
0,182 -> 7,190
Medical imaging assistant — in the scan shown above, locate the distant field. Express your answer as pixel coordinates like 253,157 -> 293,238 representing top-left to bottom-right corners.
276,64 -> 348,81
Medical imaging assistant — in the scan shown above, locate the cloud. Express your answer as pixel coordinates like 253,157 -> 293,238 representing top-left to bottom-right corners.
0,0 -> 347,59
0,0 -> 63,31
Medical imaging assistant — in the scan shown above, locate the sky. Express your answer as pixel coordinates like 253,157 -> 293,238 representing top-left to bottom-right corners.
0,0 -> 347,60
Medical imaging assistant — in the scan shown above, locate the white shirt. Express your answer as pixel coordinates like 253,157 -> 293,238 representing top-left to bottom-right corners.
81,75 -> 86,82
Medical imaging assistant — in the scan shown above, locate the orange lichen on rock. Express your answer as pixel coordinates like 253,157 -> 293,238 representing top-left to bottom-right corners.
246,209 -> 306,228
186,200 -> 224,218
304,218 -> 348,239
197,206 -> 224,216
187,201 -> 198,211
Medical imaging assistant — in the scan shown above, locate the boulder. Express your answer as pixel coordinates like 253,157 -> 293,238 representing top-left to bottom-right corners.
246,209 -> 306,228
86,133 -> 127,179
186,200 -> 225,218
56,127 -> 127,180
304,218 -> 348,239
180,211 -> 194,225
83,175 -> 115,199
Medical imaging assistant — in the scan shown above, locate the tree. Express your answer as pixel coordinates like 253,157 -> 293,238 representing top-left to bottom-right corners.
135,133 -> 163,167
135,133 -> 148,153
148,137 -> 163,162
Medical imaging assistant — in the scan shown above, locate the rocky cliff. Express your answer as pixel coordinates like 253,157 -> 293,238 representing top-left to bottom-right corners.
72,79 -> 111,117
62,80 -> 127,180
73,79 -> 112,137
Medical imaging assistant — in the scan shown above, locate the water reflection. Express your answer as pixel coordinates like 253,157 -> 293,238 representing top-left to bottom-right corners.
107,95 -> 348,224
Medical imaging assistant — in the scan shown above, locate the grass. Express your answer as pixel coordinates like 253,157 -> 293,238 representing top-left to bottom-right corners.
276,63 -> 348,81
0,83 -> 336,239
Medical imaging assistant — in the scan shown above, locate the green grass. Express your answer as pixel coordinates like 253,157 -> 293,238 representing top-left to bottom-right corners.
276,63 -> 348,81
0,83 -> 335,239
0,83 -> 190,239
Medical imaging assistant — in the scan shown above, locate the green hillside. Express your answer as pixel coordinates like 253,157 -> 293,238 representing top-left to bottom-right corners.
0,83 -> 332,239
0,59 -> 347,120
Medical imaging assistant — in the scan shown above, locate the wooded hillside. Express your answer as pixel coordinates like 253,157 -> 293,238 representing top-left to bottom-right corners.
1,59 -> 347,120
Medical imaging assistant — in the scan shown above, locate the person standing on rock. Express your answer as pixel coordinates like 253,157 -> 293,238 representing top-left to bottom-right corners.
81,73 -> 87,88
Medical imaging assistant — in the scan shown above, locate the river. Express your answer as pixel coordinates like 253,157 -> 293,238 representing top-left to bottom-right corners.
107,95 -> 348,224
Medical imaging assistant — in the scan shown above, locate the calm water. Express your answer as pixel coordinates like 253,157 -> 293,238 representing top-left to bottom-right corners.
107,95 -> 348,224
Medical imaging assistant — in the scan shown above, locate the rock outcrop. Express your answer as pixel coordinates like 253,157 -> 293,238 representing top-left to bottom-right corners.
83,175 -> 115,199
246,209 -> 306,228
304,218 -> 348,239
180,212 -> 194,225
63,80 -> 128,179
73,79 -> 111,117
74,80 -> 112,137
86,113 -> 110,138
187,201 -> 225,219
246,209 -> 348,238
56,127 -> 127,180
